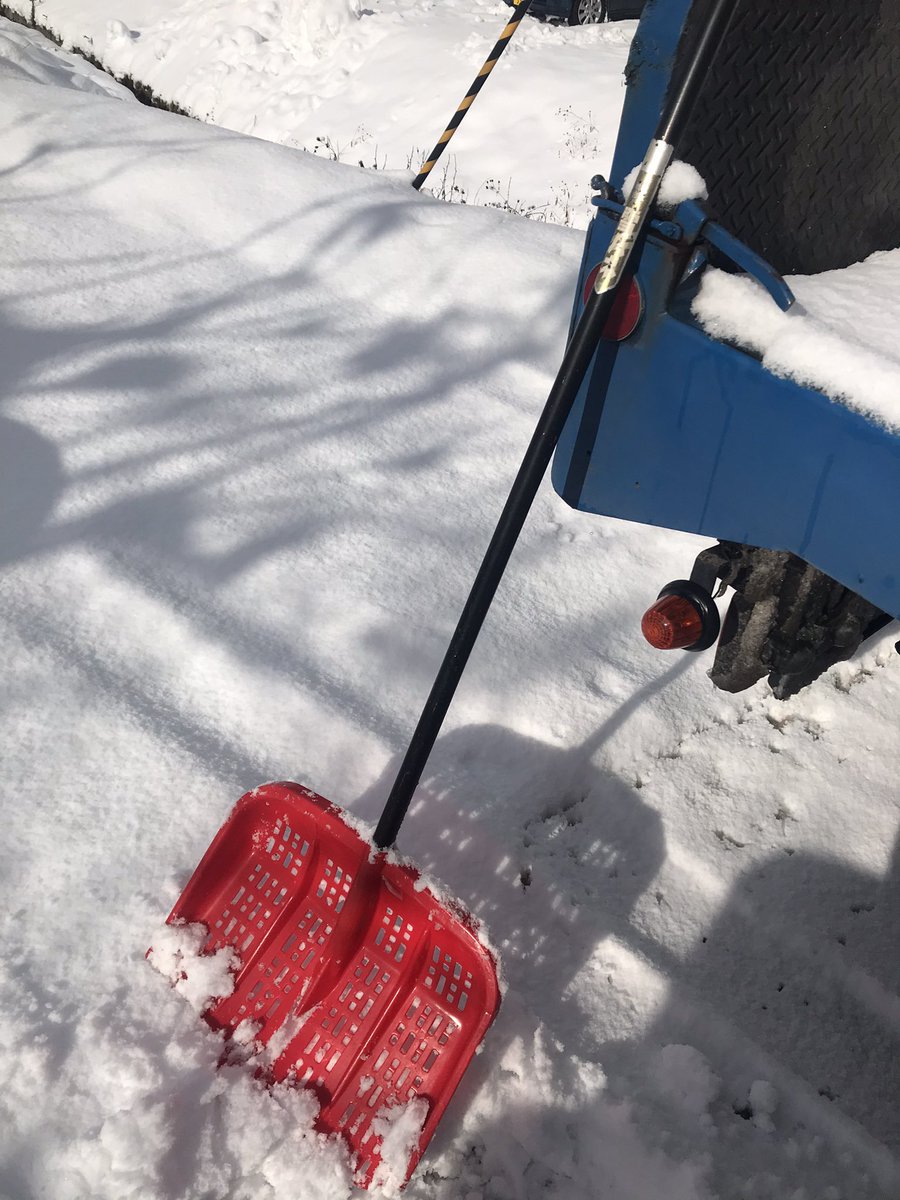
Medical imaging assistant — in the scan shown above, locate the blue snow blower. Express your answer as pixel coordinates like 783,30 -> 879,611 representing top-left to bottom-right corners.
552,0 -> 900,697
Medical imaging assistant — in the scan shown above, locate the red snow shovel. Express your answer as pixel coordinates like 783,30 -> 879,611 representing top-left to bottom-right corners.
163,0 -> 738,1185
170,782 -> 498,1187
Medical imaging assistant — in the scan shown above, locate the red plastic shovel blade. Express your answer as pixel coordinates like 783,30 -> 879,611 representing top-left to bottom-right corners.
168,782 -> 501,1188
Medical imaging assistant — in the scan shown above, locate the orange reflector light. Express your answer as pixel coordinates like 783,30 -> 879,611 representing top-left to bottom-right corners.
582,269 -> 644,341
641,594 -> 704,650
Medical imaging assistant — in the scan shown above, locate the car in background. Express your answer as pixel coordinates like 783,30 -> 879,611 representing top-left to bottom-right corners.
508,0 -> 645,25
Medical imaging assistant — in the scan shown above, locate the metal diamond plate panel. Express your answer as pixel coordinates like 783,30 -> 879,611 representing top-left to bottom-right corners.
674,0 -> 899,275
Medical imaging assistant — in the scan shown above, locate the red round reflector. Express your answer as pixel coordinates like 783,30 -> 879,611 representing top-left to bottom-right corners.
582,269 -> 644,341
641,594 -> 704,650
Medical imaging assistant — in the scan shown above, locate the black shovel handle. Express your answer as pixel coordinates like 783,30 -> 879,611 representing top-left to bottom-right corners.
375,0 -> 739,849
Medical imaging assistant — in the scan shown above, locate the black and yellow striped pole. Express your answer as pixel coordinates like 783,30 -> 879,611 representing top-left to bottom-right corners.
411,0 -> 535,192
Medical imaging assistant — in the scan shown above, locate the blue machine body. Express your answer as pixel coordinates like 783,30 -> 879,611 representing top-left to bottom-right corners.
551,0 -> 900,618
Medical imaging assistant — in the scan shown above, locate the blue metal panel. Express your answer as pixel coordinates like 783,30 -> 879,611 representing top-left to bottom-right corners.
553,295 -> 900,617
551,0 -> 900,618
610,0 -> 693,187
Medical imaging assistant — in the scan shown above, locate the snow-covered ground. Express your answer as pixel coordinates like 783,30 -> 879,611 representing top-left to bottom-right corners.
2,16 -> 900,1200
2,0 -> 633,227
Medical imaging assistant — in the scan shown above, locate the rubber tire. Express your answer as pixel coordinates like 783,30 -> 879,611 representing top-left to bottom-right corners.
568,0 -> 607,24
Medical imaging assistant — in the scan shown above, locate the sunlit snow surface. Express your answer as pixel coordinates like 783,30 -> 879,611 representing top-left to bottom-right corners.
2,18 -> 900,1200
0,0 -> 634,227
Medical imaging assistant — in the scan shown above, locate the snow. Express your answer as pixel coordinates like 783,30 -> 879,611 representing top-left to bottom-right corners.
654,1043 -> 721,1128
147,919 -> 237,1011
1,14 -> 900,1200
692,252 -> 900,429
1,0 -> 634,228
748,1080 -> 779,1134
369,1098 -> 429,1194
655,160 -> 708,207
0,16 -> 131,96
623,159 -> 709,208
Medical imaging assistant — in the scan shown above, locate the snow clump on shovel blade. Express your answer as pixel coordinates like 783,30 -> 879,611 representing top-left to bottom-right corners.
368,1098 -> 430,1195
147,920 -> 237,1013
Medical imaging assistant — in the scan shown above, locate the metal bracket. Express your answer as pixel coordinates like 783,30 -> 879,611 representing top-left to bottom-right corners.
589,187 -> 796,312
